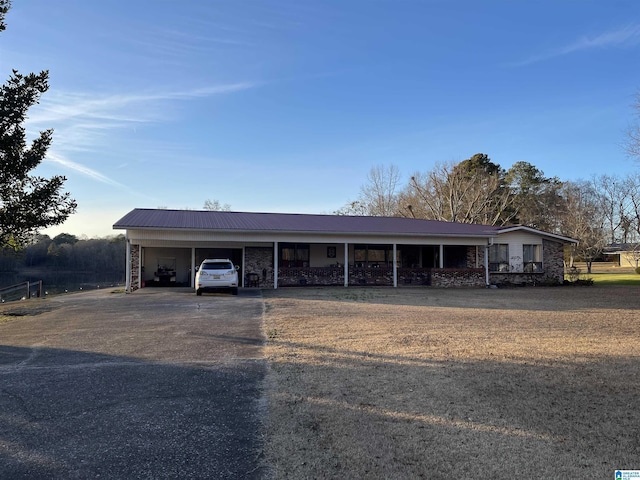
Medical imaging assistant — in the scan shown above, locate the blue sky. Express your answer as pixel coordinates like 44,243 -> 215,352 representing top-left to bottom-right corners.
2,0 -> 639,237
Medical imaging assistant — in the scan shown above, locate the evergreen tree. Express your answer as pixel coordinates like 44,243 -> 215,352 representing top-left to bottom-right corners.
0,1 -> 76,248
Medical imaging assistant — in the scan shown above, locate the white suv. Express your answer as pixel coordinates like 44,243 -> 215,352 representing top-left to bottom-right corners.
195,259 -> 239,295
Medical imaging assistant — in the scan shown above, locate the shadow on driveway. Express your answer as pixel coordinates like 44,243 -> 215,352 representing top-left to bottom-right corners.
0,288 -> 267,479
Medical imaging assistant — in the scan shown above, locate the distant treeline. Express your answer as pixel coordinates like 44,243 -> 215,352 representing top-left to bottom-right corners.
0,233 -> 126,274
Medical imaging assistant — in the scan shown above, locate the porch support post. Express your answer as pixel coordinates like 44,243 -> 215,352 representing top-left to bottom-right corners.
190,248 -> 196,288
393,243 -> 398,287
273,241 -> 279,289
439,244 -> 444,268
484,242 -> 490,286
125,235 -> 131,293
344,242 -> 349,287
241,246 -> 245,288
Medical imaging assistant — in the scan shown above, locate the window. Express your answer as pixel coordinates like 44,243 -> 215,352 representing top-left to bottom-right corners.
523,244 -> 542,272
353,244 -> 394,268
202,261 -> 233,270
443,246 -> 468,268
280,243 -> 310,267
489,244 -> 509,272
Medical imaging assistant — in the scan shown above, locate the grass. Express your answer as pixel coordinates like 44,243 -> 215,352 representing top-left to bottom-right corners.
0,301 -> 54,323
589,273 -> 640,285
567,262 -> 640,285
262,285 -> 640,479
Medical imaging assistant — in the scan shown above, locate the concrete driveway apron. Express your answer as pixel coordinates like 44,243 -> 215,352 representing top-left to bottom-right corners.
0,288 -> 267,479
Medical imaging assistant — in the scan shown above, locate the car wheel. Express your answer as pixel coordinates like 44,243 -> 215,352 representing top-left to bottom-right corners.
232,287 -> 238,295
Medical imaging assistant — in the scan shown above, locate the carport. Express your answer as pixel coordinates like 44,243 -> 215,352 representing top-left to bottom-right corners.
138,245 -> 245,288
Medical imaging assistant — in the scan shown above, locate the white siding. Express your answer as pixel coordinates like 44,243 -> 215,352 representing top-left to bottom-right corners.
309,244 -> 344,267
495,231 -> 543,272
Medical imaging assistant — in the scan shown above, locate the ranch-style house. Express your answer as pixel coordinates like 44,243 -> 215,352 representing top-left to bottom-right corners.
113,208 -> 576,292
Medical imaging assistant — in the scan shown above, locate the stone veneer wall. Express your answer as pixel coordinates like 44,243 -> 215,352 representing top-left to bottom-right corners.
466,245 -> 486,268
431,268 -> 485,287
244,247 -> 274,288
348,268 -> 393,286
130,244 -> 140,292
543,239 -> 565,283
280,268 -> 345,286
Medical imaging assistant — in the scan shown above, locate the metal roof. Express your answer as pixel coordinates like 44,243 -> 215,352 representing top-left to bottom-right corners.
113,208 -> 500,237
495,225 -> 577,244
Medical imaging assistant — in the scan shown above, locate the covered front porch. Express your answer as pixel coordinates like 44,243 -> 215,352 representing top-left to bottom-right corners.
124,241 -> 488,292
249,242 -> 488,288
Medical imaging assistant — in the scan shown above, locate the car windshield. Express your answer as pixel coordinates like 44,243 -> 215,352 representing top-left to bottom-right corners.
202,262 -> 233,270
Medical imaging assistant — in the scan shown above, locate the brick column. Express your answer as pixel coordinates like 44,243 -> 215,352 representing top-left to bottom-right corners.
245,247 -> 274,288
130,244 -> 140,291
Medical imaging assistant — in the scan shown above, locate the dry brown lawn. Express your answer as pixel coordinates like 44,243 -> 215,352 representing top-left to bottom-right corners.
262,285 -> 640,479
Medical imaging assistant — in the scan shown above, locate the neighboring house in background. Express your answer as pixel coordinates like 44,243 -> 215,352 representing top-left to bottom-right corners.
113,209 -> 576,292
603,243 -> 640,268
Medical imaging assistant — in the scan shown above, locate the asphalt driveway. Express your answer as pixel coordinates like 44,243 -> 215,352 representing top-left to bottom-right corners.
0,287 -> 267,479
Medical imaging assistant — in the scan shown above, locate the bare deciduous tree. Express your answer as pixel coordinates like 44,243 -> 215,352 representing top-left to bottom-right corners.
624,172 -> 640,243
203,199 -> 231,211
590,174 -> 633,244
336,164 -> 401,216
559,181 -> 607,273
400,155 -> 516,225
626,90 -> 640,160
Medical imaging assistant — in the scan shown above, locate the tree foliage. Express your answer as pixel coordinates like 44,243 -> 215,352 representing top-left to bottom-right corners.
2,233 -> 125,273
0,2 -> 76,249
0,0 -> 8,32
506,161 -> 564,232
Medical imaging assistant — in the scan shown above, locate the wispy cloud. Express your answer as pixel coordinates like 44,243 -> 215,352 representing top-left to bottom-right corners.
513,23 -> 640,66
130,28 -> 255,59
28,82 -> 258,125
25,82 -> 259,186
46,151 -> 127,188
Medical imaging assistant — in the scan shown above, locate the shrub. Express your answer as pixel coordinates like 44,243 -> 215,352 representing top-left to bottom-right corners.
567,266 -> 581,283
